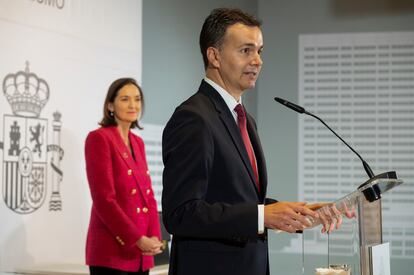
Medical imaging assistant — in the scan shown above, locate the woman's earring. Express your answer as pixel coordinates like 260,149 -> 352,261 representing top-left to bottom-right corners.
110,111 -> 114,117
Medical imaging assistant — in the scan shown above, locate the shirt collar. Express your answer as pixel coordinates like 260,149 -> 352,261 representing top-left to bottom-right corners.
204,77 -> 242,113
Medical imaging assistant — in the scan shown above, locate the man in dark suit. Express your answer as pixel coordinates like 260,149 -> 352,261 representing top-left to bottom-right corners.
162,8 -> 332,275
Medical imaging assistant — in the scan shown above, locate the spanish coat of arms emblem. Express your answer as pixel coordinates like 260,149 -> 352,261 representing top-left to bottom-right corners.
0,61 -> 64,214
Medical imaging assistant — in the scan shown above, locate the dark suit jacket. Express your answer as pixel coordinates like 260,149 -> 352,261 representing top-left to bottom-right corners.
162,80 -> 269,275
85,126 -> 161,272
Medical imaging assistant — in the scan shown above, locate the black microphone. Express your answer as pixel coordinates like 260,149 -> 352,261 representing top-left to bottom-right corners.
274,97 -> 375,179
274,97 -> 306,114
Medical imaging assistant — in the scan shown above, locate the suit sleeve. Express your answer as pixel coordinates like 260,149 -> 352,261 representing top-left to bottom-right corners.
265,198 -> 278,205
85,131 -> 143,247
162,108 -> 258,240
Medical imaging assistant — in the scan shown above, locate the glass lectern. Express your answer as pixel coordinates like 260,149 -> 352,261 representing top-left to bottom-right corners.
306,171 -> 403,275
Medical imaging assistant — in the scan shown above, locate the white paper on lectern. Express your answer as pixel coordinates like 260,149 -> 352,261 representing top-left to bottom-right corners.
370,242 -> 390,275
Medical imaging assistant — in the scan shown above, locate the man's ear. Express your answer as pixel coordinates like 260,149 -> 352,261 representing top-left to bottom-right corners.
206,47 -> 220,69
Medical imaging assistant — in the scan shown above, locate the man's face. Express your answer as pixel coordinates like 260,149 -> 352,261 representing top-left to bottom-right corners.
213,23 -> 263,96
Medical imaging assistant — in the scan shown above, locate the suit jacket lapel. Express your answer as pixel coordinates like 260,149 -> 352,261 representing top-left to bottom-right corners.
198,80 -> 261,198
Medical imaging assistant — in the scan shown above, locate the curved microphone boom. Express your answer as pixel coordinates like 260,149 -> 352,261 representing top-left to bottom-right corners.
274,97 -> 375,179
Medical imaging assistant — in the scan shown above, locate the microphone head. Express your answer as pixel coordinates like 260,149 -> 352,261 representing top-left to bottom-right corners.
274,97 -> 285,105
274,97 -> 305,114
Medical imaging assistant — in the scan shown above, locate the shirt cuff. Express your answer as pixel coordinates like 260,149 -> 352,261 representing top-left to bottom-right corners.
258,204 -> 264,234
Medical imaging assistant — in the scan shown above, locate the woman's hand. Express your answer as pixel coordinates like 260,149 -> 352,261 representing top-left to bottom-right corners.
136,236 -> 163,256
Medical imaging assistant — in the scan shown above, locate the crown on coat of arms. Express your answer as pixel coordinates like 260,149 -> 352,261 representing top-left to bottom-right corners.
2,61 -> 50,118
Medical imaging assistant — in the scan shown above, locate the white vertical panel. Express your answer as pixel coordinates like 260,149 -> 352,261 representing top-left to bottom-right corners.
284,32 -> 414,259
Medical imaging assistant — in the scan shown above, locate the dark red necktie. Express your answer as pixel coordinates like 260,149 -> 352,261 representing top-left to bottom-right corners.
234,104 -> 260,192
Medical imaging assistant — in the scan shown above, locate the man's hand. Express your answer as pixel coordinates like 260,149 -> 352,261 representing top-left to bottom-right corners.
264,201 -> 319,233
307,202 -> 356,233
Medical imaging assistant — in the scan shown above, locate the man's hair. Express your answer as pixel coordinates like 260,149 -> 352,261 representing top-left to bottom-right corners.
199,8 -> 261,69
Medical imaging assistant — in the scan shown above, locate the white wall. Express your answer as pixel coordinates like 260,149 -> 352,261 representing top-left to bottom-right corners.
0,0 -> 142,271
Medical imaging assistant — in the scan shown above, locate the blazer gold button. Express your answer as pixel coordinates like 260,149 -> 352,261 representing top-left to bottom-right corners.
123,152 -> 128,158
127,169 -> 132,176
136,207 -> 140,213
146,189 -> 150,195
146,170 -> 150,175
131,188 -> 137,195
142,207 -> 148,213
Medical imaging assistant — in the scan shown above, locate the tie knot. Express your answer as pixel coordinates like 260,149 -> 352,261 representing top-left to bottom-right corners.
234,104 -> 245,118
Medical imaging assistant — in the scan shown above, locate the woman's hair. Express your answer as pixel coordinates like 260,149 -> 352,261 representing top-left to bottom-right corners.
99,77 -> 144,129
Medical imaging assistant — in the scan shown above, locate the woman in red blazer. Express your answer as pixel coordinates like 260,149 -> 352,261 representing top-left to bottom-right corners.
85,78 -> 163,275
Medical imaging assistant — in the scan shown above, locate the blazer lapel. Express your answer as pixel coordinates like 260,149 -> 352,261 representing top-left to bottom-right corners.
198,80 -> 260,198
106,127 -> 149,204
128,132 -> 146,172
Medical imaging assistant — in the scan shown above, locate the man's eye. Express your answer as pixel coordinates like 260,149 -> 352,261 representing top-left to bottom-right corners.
241,48 -> 250,54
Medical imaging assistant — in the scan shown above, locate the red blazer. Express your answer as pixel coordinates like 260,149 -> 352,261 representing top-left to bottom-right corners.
84,126 -> 161,272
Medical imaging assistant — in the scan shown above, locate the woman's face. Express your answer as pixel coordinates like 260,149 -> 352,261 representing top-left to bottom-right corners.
109,84 -> 142,126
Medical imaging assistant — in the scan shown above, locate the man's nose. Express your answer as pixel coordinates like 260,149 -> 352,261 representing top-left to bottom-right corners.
252,53 -> 263,66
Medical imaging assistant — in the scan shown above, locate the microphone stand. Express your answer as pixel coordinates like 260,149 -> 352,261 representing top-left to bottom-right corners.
273,96 -> 399,200
274,97 -> 403,275
304,111 -> 374,179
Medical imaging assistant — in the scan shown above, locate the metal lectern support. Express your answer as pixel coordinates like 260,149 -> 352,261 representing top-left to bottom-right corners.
357,171 -> 402,275
358,197 -> 382,275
